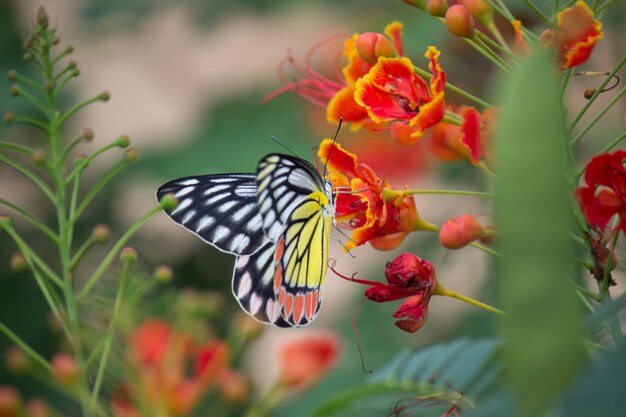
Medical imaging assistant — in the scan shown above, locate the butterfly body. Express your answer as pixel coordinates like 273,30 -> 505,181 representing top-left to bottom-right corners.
157,154 -> 334,327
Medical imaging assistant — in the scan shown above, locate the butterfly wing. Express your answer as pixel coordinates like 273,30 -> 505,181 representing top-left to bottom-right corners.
256,154 -> 326,242
273,191 -> 333,326
231,241 -> 291,327
157,174 -> 269,255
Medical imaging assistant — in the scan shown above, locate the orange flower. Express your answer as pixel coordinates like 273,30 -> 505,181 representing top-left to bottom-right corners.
318,139 -> 423,250
541,1 -> 603,69
354,47 -> 446,142
113,319 -> 229,417
280,333 -> 340,389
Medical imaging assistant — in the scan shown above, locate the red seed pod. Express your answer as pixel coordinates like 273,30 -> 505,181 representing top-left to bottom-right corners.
445,4 -> 475,38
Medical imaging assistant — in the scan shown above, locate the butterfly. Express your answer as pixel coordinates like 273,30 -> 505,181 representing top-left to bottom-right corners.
157,154 -> 336,327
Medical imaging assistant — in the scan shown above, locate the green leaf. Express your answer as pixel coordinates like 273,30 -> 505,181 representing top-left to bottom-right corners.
315,338 -> 499,417
493,49 -> 586,416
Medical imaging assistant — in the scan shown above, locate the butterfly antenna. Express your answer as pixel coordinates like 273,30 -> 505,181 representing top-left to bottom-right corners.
270,135 -> 299,157
323,117 -> 343,178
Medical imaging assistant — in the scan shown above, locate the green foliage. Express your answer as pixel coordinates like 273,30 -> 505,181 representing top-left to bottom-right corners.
315,338 -> 499,417
493,49 -> 586,415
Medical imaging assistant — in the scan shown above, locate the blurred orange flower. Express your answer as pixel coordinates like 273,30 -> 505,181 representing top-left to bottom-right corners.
112,319 -> 229,417
540,1 -> 603,69
280,333 -> 340,390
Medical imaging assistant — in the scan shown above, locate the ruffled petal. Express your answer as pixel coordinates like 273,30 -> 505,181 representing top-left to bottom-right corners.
327,85 -> 370,126
408,91 -> 445,137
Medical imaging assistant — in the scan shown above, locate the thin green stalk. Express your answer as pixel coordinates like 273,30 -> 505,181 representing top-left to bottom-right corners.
0,321 -> 54,372
11,72 -> 46,93
52,70 -> 79,97
523,0 -> 552,24
413,66 -> 492,108
12,85 -> 50,116
572,283 -> 601,302
477,161 -> 496,177
2,222 -> 63,286
383,188 -> 495,201
553,0 -> 560,20
71,160 -> 127,221
475,30 -> 517,62
66,138 -> 128,183
561,68 -> 574,95
0,153 -> 55,202
0,198 -> 58,242
465,37 -> 512,75
570,87 -> 626,147
469,241 -> 502,257
568,55 -> 626,132
244,382 -> 285,417
70,236 -> 96,270
58,94 -> 106,126
596,0 -> 617,16
91,259 -> 131,405
78,203 -> 164,300
435,285 -> 506,315
50,47 -> 74,67
597,131 -> 626,154
6,115 -> 49,132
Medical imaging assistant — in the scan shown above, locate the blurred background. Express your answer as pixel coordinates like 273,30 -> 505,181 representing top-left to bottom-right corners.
0,0 -> 624,416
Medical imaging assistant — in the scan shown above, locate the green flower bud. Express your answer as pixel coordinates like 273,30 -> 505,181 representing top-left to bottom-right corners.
6,70 -> 17,81
124,147 -> 139,162
119,247 -> 138,264
160,193 -> 179,211
3,112 -> 15,124
92,224 -> 110,244
9,252 -> 27,272
31,149 -> 46,166
154,265 -> 173,283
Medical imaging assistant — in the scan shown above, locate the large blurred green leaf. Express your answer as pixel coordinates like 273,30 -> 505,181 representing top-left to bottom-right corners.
493,49 -> 585,416
315,338 -> 500,417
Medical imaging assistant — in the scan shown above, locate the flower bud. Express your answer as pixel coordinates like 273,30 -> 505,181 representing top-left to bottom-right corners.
98,90 -> 110,101
80,128 -> 94,142
115,135 -> 130,148
9,84 -> 19,97
92,224 -> 110,244
160,193 -> 179,211
51,353 -> 79,385
9,252 -> 27,272
356,32 -> 398,64
0,386 -> 22,414
154,265 -> 173,283
219,370 -> 251,406
3,112 -> 15,124
31,149 -> 46,166
124,147 -> 139,162
426,0 -> 448,16
36,6 -> 49,29
120,247 -> 138,264
280,334 -> 340,389
445,4 -> 475,38
0,215 -> 13,230
23,52 -> 33,63
6,70 -> 17,81
44,81 -> 54,93
439,214 -> 483,249
73,154 -> 88,167
5,346 -> 28,373
25,398 -> 51,417
461,0 -> 493,26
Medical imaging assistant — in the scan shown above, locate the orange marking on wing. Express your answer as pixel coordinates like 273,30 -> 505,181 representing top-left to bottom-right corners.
278,288 -> 286,307
274,236 -> 285,262
305,291 -> 314,320
274,264 -> 283,292
284,293 -> 294,319
293,294 -> 305,325
312,289 -> 319,311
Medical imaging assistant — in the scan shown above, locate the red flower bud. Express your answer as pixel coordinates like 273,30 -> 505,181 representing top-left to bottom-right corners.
445,4 -> 475,38
356,32 -> 398,64
0,386 -> 22,414
51,353 -> 79,385
384,253 -> 436,293
426,0 -> 448,17
25,398 -> 51,417
461,0 -> 493,26
439,214 -> 483,249
280,334 -> 340,390
4,346 -> 28,373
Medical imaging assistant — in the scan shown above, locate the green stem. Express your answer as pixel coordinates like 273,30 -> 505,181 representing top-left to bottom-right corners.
383,188 -> 494,201
576,131 -> 626,179
570,87 -> 626,147
476,29 -> 517,62
561,68 -> 574,95
0,198 -> 58,242
413,66 -> 492,108
78,203 -> 164,300
12,72 -> 46,93
12,85 -> 50,117
0,152 -> 55,202
6,115 -> 49,132
66,137 -> 128,183
485,0 -> 539,41
465,37 -> 512,75
595,0 -> 616,15
52,70 -> 79,97
244,382 -> 285,417
434,284 -> 506,315
71,160 -> 128,221
469,241 -> 502,257
91,258 -> 131,405
523,0 -> 553,24
70,236 -> 96,270
477,161 -> 496,177
0,321 -> 54,372
568,54 -> 626,132
58,94 -> 105,126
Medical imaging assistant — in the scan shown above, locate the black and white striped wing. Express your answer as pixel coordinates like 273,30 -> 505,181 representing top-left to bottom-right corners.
256,154 -> 326,242
231,241 -> 290,327
157,174 -> 269,256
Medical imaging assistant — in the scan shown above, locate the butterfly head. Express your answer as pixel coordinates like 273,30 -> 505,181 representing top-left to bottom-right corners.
323,179 -> 336,222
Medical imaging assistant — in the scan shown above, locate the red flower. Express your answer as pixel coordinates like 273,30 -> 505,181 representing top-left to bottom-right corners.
354,46 -> 446,142
430,104 -> 494,166
540,1 -> 603,69
318,139 -> 428,250
113,319 -> 229,417
280,333 -> 340,389
576,151 -> 626,235
336,253 -> 437,333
